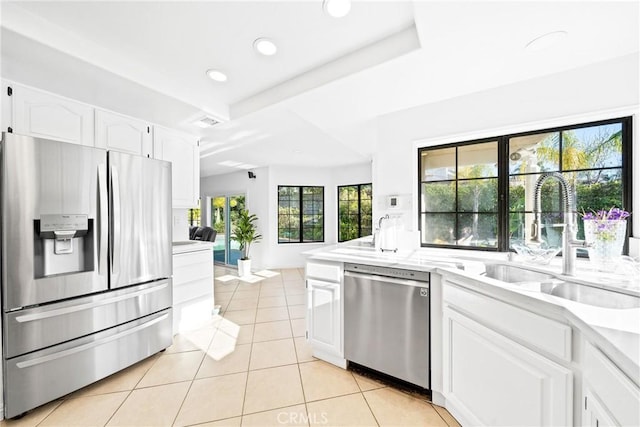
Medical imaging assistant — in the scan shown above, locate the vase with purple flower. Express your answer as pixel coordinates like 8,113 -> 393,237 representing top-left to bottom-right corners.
582,207 -> 630,272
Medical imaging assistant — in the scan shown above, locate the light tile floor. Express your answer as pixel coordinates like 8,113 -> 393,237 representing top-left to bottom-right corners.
1,266 -> 461,427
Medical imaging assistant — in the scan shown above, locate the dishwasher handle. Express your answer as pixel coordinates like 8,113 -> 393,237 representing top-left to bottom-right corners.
344,270 -> 429,288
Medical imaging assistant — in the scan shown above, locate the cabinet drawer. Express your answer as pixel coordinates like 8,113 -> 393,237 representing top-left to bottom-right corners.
444,282 -> 571,362
174,263 -> 211,288
174,250 -> 212,270
174,278 -> 212,306
306,262 -> 341,283
583,341 -> 640,426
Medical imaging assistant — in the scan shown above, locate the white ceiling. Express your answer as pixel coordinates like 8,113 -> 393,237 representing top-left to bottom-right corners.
1,1 -> 638,177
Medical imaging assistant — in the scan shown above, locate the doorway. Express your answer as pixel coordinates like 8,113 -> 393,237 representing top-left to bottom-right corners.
211,194 -> 245,266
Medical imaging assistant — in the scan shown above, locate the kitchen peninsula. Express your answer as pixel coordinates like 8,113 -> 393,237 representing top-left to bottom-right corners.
304,239 -> 640,426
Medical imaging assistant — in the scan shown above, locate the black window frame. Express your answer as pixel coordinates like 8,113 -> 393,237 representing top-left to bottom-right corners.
418,116 -> 633,253
278,185 -> 325,244
337,183 -> 373,242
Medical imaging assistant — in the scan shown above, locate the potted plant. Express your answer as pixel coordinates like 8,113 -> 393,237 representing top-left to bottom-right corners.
231,209 -> 262,276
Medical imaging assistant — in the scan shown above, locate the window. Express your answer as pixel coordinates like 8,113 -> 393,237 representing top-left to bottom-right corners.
278,186 -> 324,243
338,183 -> 373,242
188,206 -> 201,227
420,141 -> 499,248
419,117 -> 632,253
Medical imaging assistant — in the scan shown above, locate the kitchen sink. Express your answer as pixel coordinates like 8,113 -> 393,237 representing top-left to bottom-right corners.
482,264 -> 640,309
541,281 -> 640,309
482,264 -> 554,284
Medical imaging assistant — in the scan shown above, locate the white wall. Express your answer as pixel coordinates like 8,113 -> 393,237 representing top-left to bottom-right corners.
172,208 -> 189,241
374,53 -> 640,251
201,162 -> 371,270
266,163 -> 371,269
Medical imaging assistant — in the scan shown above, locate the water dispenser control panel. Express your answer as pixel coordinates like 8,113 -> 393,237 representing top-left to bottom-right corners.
40,214 -> 88,234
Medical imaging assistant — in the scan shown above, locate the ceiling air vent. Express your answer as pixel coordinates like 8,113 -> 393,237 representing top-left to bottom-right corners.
194,116 -> 221,128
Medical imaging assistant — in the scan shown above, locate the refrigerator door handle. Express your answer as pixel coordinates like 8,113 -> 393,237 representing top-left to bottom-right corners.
14,282 -> 169,323
97,163 -> 108,276
15,312 -> 169,369
111,166 -> 121,276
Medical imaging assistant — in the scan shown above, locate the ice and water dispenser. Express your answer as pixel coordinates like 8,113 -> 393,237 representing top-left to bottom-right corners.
34,214 -> 95,278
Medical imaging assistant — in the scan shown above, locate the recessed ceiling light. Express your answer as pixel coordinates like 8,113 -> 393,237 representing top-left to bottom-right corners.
193,116 -> 221,128
219,160 -> 242,167
206,69 -> 227,82
323,0 -> 351,18
253,38 -> 277,56
525,30 -> 568,52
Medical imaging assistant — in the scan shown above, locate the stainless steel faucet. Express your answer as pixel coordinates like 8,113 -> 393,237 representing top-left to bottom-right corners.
530,172 -> 590,276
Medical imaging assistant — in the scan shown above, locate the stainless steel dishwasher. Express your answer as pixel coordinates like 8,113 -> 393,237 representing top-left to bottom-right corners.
344,263 -> 430,389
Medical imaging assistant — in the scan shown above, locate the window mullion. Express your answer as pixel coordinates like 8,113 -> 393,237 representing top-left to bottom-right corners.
299,186 -> 304,243
454,147 -> 459,243
357,184 -> 362,238
498,137 -> 509,251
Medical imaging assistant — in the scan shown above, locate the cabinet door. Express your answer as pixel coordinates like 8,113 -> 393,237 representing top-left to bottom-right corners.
95,109 -> 152,156
443,307 -> 572,426
153,126 -> 199,208
11,84 -> 93,146
583,341 -> 640,426
583,386 -> 617,427
307,279 -> 340,356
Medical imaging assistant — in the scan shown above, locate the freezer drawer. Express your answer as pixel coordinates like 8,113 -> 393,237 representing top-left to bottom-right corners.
3,279 -> 172,358
3,309 -> 172,419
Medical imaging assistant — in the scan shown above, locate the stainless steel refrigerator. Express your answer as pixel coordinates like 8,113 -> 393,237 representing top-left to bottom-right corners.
1,133 -> 173,418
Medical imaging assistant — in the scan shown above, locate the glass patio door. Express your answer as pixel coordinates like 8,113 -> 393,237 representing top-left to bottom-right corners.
211,194 -> 245,265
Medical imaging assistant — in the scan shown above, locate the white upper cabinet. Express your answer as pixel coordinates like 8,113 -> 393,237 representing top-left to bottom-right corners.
95,109 -> 152,157
153,126 -> 200,208
9,83 -> 94,146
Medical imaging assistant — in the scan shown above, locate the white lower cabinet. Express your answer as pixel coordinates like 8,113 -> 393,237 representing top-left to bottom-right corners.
307,279 -> 340,353
442,280 -> 572,427
582,341 -> 640,427
583,385 -> 618,427
305,261 -> 345,368
172,248 -> 214,334
443,308 -> 573,426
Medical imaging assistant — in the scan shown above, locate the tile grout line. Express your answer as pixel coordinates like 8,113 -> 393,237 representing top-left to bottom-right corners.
238,274 -> 260,423
171,270 -> 232,426
33,400 -> 64,427
288,273 -> 311,427
168,322 -> 218,426
357,383 -> 382,427
39,347 -> 165,426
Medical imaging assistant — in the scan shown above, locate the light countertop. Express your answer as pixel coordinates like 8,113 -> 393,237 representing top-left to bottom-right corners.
172,240 -> 215,255
305,238 -> 640,383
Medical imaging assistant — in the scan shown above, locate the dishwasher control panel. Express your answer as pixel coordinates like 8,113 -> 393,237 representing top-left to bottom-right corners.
344,263 -> 430,282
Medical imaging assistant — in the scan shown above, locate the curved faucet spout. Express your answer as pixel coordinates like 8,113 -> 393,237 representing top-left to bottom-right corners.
531,172 -> 588,276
